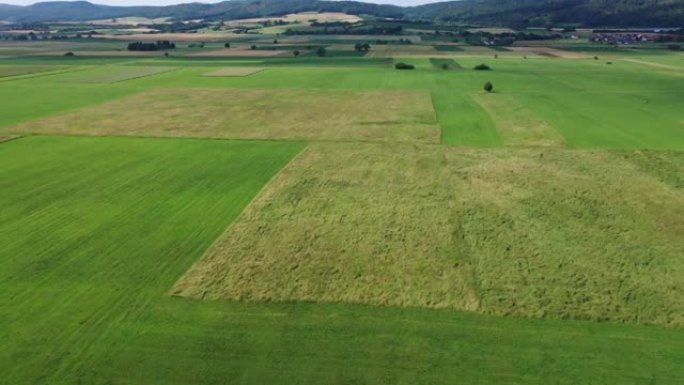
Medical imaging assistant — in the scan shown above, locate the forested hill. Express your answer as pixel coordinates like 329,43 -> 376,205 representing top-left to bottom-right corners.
0,0 -> 682,28
413,0 -> 684,28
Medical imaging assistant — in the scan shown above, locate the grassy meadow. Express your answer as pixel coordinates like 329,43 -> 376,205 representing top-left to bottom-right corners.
0,35 -> 683,384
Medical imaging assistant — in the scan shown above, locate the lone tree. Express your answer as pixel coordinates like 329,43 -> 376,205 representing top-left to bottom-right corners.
316,47 -> 327,57
484,81 -> 494,93
293,50 -> 300,57
224,42 -> 230,48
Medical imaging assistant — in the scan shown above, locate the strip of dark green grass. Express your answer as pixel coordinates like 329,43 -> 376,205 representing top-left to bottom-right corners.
0,135 -> 305,384
432,91 -> 502,146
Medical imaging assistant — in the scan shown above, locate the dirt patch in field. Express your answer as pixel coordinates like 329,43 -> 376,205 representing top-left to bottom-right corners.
9,88 -> 439,143
506,46 -> 588,59
203,67 -> 265,77
172,143 -> 684,326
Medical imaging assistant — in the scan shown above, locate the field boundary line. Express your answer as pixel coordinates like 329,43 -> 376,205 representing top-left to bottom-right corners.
621,58 -> 683,72
168,143 -> 311,298
0,65 -> 91,83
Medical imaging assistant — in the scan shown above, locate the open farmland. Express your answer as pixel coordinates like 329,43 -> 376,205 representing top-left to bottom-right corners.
0,19 -> 683,385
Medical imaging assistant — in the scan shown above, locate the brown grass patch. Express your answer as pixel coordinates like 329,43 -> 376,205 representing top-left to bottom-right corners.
9,88 -> 439,143
202,67 -> 265,77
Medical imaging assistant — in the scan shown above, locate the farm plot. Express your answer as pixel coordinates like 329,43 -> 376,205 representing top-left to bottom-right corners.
189,49 -> 288,57
473,92 -> 566,147
65,65 -> 176,83
0,64 -> 64,78
0,135 -> 304,384
174,142 -> 684,327
10,88 -> 439,143
203,67 -> 265,76
505,46 -> 588,59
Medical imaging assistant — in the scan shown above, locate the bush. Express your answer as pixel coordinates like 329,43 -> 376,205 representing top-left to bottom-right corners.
224,42 -> 230,48
316,47 -> 327,57
395,62 -> 415,70
473,63 -> 491,71
441,63 -> 449,70
63,51 -> 75,56
293,50 -> 300,57
484,81 -> 493,92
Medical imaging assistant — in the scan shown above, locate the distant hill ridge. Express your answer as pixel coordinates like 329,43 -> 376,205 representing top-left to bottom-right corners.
0,0 -> 682,27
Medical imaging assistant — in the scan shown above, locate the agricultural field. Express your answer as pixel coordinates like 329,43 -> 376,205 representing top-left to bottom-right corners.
0,24 -> 683,385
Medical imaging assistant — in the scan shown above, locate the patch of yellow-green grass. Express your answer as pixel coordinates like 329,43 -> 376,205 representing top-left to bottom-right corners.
473,92 -> 566,147
65,66 -> 176,83
202,67 -> 265,77
173,143 -> 684,327
10,88 -> 439,143
0,135 -> 19,143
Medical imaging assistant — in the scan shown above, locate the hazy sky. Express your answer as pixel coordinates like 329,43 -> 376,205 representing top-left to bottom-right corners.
1,0 -> 450,6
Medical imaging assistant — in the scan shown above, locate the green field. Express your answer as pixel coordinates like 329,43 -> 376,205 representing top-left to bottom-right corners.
0,35 -> 683,384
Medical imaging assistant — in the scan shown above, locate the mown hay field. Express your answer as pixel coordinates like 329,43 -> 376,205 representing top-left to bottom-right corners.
175,142 -> 684,326
9,87 -> 440,142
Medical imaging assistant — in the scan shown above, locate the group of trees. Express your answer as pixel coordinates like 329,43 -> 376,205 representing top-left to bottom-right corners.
127,40 -> 176,51
354,43 -> 371,52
